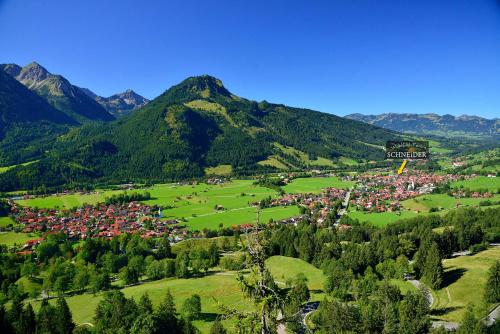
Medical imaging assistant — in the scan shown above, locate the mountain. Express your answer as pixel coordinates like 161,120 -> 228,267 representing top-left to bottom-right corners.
81,88 -> 149,117
0,68 -> 77,165
0,62 -> 114,123
0,75 -> 401,191
346,113 -> 499,138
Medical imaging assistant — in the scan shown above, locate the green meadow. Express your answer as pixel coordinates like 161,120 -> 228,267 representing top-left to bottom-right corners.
347,192 -> 500,226
402,193 -> 500,212
16,190 -> 124,209
0,231 -> 38,246
450,176 -> 500,192
346,210 -> 419,227
29,255 -> 325,333
0,216 -> 15,228
283,176 -> 355,194
432,247 -> 500,323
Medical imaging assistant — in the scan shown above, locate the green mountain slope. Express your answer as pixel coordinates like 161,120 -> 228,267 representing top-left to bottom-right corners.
0,75 -> 401,191
0,68 -> 77,165
1,62 -> 114,123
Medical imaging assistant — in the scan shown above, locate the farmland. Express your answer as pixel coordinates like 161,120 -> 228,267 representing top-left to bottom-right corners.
450,176 -> 500,192
431,247 -> 500,323
283,176 -> 355,194
0,231 -> 38,246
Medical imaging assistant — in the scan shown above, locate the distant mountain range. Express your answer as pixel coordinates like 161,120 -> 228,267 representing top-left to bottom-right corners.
346,113 -> 499,138
0,73 -> 400,190
80,87 -> 149,117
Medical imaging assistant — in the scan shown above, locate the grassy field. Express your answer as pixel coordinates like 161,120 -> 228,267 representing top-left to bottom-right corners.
266,256 -> 325,290
348,192 -> 500,226
402,193 -> 500,212
432,247 -> 500,323
0,216 -> 15,228
388,279 -> 418,295
346,210 -> 419,227
0,231 -> 38,246
0,160 -> 38,174
204,164 -> 232,176
451,176 -> 500,192
283,176 -> 355,194
16,189 -> 124,209
29,255 -> 321,333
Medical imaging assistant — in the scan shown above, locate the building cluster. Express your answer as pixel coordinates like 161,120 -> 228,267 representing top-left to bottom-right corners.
451,190 -> 494,199
11,202 -> 186,248
351,172 -> 464,212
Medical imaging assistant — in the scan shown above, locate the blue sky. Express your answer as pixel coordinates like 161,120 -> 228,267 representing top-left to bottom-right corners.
0,0 -> 499,118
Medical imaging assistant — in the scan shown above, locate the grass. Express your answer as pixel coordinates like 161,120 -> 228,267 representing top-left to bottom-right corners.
204,164 -> 232,176
0,160 -> 38,174
388,279 -> 418,295
337,156 -> 359,166
274,143 -> 335,167
0,216 -> 15,228
181,205 -> 300,231
283,176 -> 355,194
431,247 -> 500,323
266,256 -> 325,291
402,194 -> 500,213
16,189 -> 124,209
349,192 -> 500,226
347,210 -> 419,227
257,155 -> 290,169
29,255 -> 322,333
450,176 -> 500,192
0,231 -> 38,246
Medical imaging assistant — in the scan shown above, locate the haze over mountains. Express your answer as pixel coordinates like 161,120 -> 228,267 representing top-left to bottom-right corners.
346,113 -> 499,138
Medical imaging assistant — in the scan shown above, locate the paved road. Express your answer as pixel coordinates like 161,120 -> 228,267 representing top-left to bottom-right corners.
483,304 -> 500,327
408,279 -> 434,307
335,188 -> 352,224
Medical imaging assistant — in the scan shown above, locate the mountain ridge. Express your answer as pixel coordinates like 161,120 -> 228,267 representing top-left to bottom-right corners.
346,112 -> 499,137
0,74 -> 401,191
80,87 -> 149,117
0,62 -> 114,123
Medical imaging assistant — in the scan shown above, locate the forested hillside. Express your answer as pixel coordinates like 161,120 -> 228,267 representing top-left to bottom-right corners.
0,69 -> 76,166
0,75 -> 400,191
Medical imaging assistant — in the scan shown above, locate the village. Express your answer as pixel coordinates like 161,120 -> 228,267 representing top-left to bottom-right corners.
3,171 -> 491,253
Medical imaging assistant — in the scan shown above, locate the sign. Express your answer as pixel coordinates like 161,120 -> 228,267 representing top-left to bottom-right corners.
385,141 -> 429,160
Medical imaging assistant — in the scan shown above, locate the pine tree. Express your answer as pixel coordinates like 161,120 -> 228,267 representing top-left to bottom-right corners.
55,295 -> 74,334
484,260 -> 500,303
18,303 -> 36,334
422,242 -> 443,290
138,293 -> 153,314
210,319 -> 227,334
36,299 -> 56,334
156,290 -> 179,333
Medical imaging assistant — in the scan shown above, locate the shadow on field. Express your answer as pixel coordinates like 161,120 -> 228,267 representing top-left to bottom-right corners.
442,267 -> 466,288
431,306 -> 463,316
199,312 -> 218,322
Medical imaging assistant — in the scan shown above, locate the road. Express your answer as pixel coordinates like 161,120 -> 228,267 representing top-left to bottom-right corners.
335,187 -> 352,224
